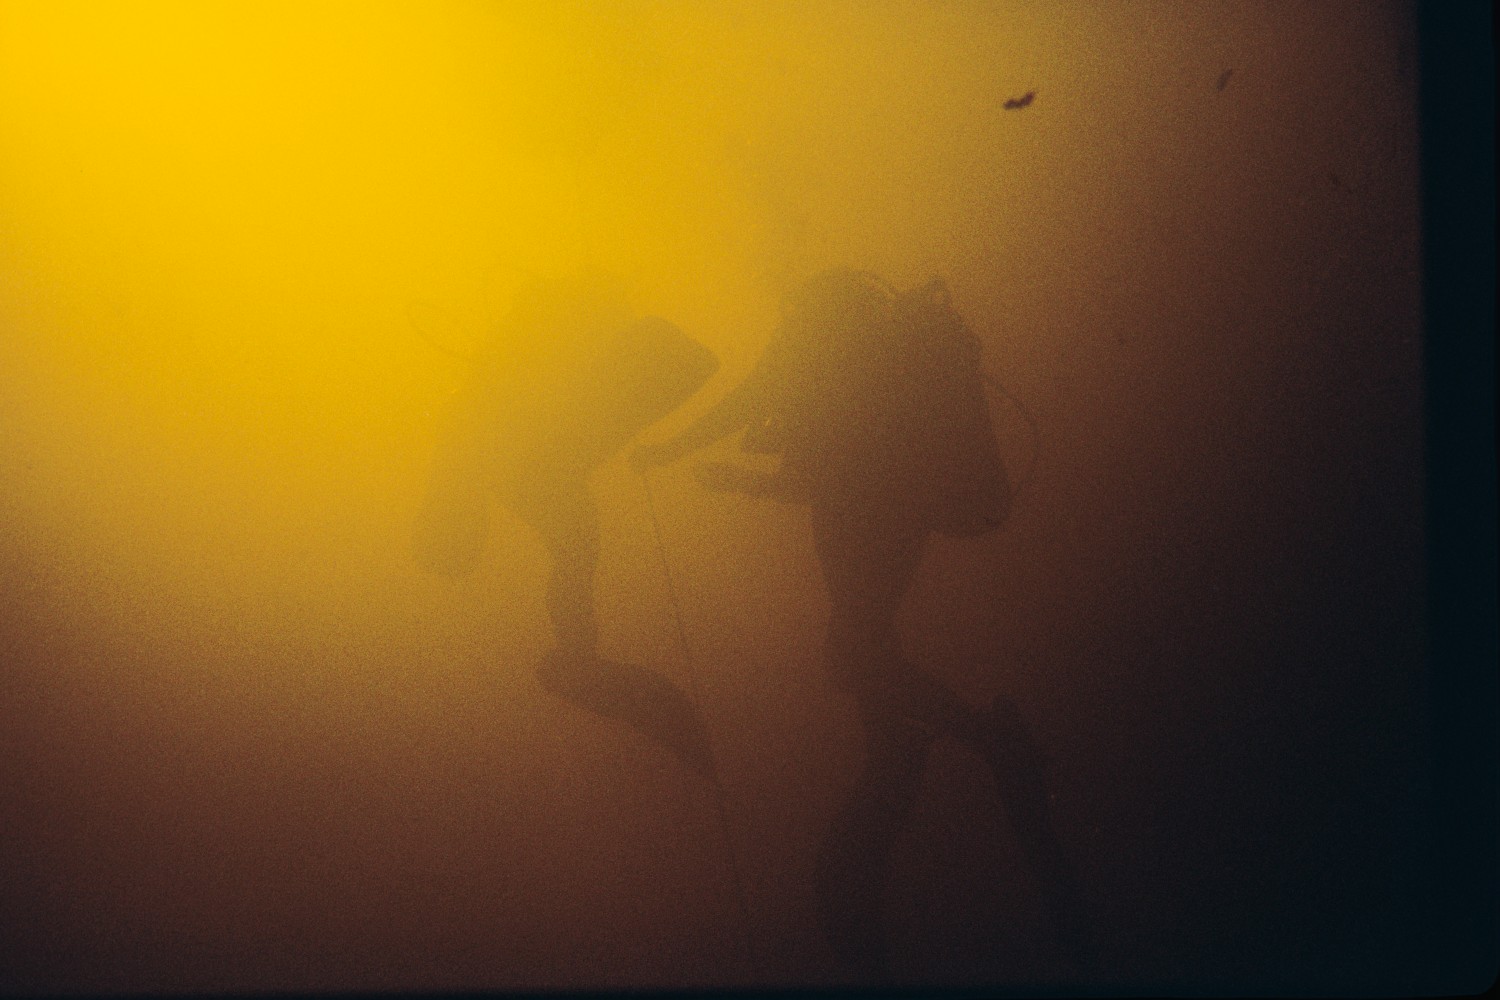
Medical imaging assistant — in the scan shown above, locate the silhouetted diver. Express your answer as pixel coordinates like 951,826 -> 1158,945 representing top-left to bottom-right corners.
414,276 -> 720,777
634,269 -> 1092,976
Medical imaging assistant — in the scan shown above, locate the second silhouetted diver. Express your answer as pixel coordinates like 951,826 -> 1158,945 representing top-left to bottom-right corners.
413,274 -> 720,777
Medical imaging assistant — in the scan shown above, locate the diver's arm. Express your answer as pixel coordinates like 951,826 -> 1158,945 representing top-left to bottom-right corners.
694,461 -> 810,503
632,363 -> 769,470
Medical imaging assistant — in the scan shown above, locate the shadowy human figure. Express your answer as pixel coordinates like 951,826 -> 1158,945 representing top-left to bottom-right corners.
633,270 -> 1093,977
414,275 -> 719,777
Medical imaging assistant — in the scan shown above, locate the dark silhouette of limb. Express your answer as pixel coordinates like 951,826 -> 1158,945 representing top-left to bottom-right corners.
982,696 -> 1097,971
504,478 -> 600,659
693,461 -> 810,503
537,652 -> 716,779
812,500 -> 987,744
815,712 -> 935,979
630,365 -> 768,472
808,500 -> 958,975
811,497 -> 1093,973
503,477 -> 714,777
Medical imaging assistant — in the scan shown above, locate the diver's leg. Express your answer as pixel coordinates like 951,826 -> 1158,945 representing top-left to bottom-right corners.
548,486 -> 600,660
812,500 -> 986,744
813,501 -> 1092,966
815,711 -> 934,979
983,696 -> 1096,969
509,480 -> 600,662
512,480 -> 715,776
809,500 -> 942,976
